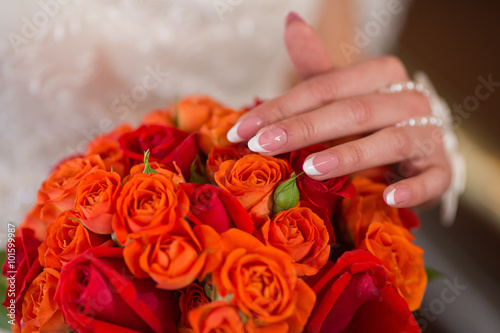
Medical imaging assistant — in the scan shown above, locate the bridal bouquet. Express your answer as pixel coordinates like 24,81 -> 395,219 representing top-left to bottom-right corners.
4,96 -> 426,333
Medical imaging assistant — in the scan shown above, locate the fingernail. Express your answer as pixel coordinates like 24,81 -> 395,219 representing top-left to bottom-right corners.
385,188 -> 410,206
248,127 -> 287,153
227,116 -> 265,143
285,11 -> 306,26
303,152 -> 338,176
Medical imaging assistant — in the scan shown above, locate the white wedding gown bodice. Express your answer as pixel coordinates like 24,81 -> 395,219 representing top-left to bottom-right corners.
0,0 -> 406,227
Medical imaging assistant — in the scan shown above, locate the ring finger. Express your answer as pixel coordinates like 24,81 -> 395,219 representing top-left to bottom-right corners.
301,125 -> 446,181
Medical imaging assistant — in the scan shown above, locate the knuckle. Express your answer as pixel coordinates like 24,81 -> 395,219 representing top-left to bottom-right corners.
304,76 -> 339,104
344,97 -> 372,125
347,144 -> 368,167
295,117 -> 318,142
271,98 -> 289,120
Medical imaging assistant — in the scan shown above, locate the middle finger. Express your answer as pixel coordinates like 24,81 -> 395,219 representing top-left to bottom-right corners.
247,91 -> 430,155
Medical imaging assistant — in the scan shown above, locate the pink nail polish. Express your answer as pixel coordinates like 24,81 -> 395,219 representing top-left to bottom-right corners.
258,127 -> 287,151
303,152 -> 337,176
386,188 -> 410,205
285,11 -> 306,26
237,116 -> 264,140
227,116 -> 265,143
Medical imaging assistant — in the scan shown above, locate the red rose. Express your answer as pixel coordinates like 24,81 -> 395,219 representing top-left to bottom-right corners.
179,283 -> 211,329
288,145 -> 355,201
179,183 -> 254,234
286,145 -> 355,240
2,228 -> 43,328
55,247 -> 180,333
305,250 -> 419,333
119,124 -> 198,177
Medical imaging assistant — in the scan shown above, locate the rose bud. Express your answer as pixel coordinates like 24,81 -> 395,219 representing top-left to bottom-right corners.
273,172 -> 300,215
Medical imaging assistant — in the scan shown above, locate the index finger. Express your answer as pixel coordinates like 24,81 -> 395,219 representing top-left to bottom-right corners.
227,56 -> 409,143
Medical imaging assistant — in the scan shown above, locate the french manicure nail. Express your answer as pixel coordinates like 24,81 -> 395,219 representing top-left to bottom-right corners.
385,188 -> 410,206
303,152 -> 338,176
248,127 -> 287,153
227,116 -> 265,143
285,11 -> 306,26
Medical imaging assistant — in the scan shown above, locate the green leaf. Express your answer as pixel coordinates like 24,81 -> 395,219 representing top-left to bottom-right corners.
189,155 -> 209,184
0,251 -> 5,269
68,217 -> 84,225
272,172 -> 302,215
238,310 -> 249,324
143,150 -> 158,175
204,282 -> 213,300
426,267 -> 445,282
214,292 -> 233,303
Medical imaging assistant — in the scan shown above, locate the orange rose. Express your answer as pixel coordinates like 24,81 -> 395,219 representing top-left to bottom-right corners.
177,96 -> 225,133
359,221 -> 427,311
123,220 -> 222,290
86,125 -> 132,178
214,154 -> 292,216
38,154 -> 106,205
143,96 -> 244,155
342,176 -> 406,246
205,146 -> 251,183
127,161 -> 186,185
212,229 -> 316,333
75,169 -> 122,234
259,206 -> 330,276
142,96 -> 225,134
198,106 -> 244,155
142,108 -> 176,127
112,172 -> 189,245
38,210 -> 113,270
37,155 -> 106,226
188,301 -> 245,333
21,268 -> 71,333
179,283 -> 211,329
19,155 -> 106,240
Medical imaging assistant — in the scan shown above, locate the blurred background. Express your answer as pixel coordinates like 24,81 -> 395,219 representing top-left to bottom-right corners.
1,0 -> 499,332
395,0 -> 500,332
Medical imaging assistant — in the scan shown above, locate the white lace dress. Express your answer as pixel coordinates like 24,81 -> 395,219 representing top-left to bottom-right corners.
0,0 -> 406,230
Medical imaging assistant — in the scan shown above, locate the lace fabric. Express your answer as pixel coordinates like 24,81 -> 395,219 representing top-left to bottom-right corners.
0,0 -> 411,227
0,0 -> 322,225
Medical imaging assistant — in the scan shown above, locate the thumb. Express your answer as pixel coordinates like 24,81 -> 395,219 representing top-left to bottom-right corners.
284,11 -> 334,80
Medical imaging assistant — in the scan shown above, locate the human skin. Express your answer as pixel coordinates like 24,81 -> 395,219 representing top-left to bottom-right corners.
227,12 -> 451,209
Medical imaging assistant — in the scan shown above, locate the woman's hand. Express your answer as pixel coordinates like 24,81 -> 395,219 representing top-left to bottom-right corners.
226,12 -> 452,209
